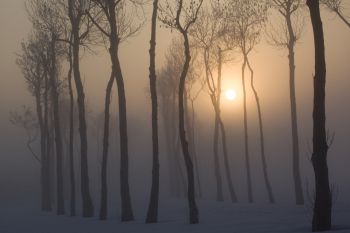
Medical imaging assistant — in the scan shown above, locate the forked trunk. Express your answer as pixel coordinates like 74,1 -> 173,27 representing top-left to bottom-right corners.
108,2 -> 134,221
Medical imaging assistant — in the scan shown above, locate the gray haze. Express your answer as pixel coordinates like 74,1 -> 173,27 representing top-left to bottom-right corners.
1,0 -> 350,213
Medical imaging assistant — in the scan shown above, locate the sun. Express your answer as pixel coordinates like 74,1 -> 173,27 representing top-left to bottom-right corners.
225,89 -> 237,101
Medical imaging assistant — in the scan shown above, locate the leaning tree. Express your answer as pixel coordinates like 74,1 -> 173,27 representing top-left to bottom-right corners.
159,0 -> 204,224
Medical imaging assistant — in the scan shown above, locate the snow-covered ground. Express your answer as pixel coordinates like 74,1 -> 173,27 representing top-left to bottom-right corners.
1,199 -> 350,233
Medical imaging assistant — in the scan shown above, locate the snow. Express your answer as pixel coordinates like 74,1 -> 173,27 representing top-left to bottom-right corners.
1,199 -> 350,233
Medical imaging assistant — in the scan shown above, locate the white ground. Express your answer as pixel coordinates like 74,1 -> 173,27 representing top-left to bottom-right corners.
1,199 -> 350,233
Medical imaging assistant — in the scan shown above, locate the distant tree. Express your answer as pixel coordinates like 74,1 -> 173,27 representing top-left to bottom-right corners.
320,0 -> 350,28
226,0 -> 273,203
159,0 -> 204,224
146,0 -> 160,224
306,0 -> 332,231
87,0 -> 146,221
191,3 -> 237,203
16,36 -> 52,211
157,40 -> 187,199
269,0 -> 305,205
66,0 -> 95,217
26,0 -> 67,214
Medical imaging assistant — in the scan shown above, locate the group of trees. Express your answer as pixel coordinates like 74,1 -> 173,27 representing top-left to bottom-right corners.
14,0 -> 349,231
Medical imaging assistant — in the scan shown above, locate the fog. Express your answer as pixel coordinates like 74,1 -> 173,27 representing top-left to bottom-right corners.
1,0 -> 350,227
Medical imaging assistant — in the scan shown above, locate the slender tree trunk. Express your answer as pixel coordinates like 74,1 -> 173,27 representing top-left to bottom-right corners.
108,2 -> 134,221
204,51 -> 224,202
179,32 -> 198,224
146,0 -> 160,224
286,11 -> 304,205
68,0 -> 94,217
241,56 -> 253,203
190,100 -> 202,198
72,30 -> 94,218
246,57 -> 275,204
306,0 -> 332,231
35,88 -> 49,211
184,90 -> 200,198
44,73 -> 52,211
216,49 -> 237,203
68,46 -> 76,216
100,72 -> 114,220
50,38 -> 64,215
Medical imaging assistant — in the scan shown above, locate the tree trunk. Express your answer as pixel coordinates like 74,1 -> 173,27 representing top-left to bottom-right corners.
179,32 -> 198,224
146,0 -> 160,224
286,11 -> 304,205
306,0 -> 332,231
190,100 -> 202,199
216,49 -> 237,203
50,38 -> 64,215
241,56 -> 253,203
35,86 -> 50,211
203,51 -> 224,202
107,1 -> 134,221
68,46 -> 76,216
70,10 -> 94,216
246,57 -> 275,204
44,73 -> 52,211
99,72 -> 114,220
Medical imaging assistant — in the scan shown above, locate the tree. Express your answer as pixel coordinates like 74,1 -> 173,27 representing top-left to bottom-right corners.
157,40 -> 188,199
66,0 -> 95,217
306,0 -> 332,231
226,0 -> 273,203
159,0 -> 204,224
66,39 -> 76,216
146,0 -> 160,224
269,0 -> 305,205
320,0 -> 350,28
16,36 -> 52,211
26,0 -> 67,214
88,0 -> 145,221
191,3 -> 237,203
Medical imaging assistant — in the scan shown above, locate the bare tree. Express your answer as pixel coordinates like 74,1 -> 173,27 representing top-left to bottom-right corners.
146,0 -> 160,224
159,0 -> 204,224
306,0 -> 332,231
191,3 -> 237,203
226,0 -> 273,203
26,0 -> 67,214
269,0 -> 305,205
66,0 -> 95,217
320,0 -> 350,28
157,40 -> 187,199
87,0 -> 146,221
16,36 -> 52,211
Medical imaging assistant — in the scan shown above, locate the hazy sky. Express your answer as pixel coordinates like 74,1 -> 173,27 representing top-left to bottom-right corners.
1,0 -> 350,204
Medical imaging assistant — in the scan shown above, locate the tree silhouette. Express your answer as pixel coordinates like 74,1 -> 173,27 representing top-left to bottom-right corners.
159,0 -> 204,224
88,0 -> 146,221
269,0 -> 305,205
225,0 -> 273,203
306,0 -> 332,231
146,0 -> 160,224
191,2 -> 237,203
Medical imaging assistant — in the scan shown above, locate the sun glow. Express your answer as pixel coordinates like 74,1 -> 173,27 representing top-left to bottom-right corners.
225,89 -> 237,101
